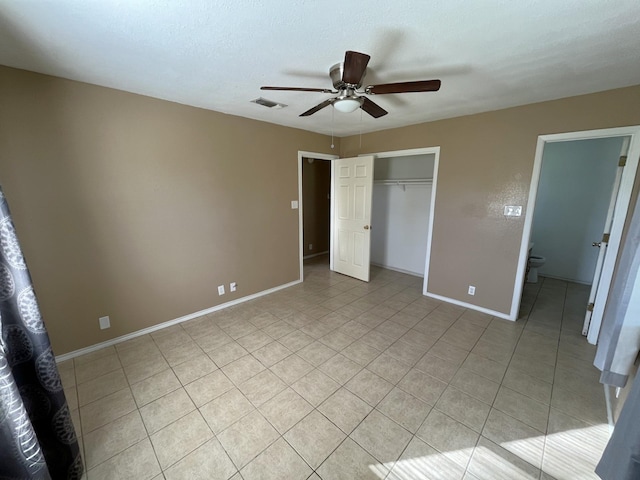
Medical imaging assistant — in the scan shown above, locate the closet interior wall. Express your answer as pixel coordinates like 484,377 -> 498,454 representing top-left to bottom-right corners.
302,158 -> 331,259
371,154 -> 435,276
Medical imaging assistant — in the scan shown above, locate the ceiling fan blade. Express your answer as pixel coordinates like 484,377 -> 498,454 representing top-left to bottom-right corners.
300,98 -> 336,117
361,97 -> 388,118
261,86 -> 334,93
366,79 -> 441,95
342,51 -> 370,85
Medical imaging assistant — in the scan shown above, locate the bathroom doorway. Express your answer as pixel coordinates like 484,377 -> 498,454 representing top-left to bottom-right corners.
516,126 -> 640,344
529,137 -> 625,285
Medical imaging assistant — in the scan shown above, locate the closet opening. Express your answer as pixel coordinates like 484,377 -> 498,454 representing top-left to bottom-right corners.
297,147 -> 440,294
371,152 -> 436,279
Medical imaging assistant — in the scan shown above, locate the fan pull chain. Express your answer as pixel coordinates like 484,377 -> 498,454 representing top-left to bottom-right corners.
359,108 -> 363,149
331,106 -> 335,149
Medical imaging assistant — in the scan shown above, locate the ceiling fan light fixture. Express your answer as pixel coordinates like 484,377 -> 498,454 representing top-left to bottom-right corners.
262,50 -> 439,118
333,97 -> 363,113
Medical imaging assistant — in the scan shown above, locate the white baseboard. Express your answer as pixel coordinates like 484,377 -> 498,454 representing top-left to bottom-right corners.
303,251 -> 329,260
424,291 -> 513,321
539,274 -> 592,286
370,262 -> 423,278
55,279 -> 302,363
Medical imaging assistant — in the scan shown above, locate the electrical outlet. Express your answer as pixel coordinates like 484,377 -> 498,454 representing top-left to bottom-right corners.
218,285 -> 225,295
468,286 -> 476,296
99,316 -> 110,329
230,282 -> 237,292
309,244 -> 313,250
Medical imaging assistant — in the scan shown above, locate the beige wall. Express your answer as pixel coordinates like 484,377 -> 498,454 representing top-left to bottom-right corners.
0,66 -> 336,354
341,85 -> 640,315
302,158 -> 331,256
2,63 -> 640,354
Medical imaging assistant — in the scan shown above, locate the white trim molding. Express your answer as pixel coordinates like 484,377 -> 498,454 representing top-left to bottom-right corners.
371,262 -> 423,278
425,292 -> 512,320
56,279 -> 302,362
303,250 -> 329,260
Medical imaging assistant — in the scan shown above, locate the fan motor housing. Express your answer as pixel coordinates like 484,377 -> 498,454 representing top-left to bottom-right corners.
330,62 -> 366,90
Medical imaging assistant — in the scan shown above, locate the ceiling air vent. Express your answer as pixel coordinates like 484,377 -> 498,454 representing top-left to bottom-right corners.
251,97 -> 287,109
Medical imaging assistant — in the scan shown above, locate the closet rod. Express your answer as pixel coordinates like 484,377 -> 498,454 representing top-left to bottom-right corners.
374,178 -> 433,186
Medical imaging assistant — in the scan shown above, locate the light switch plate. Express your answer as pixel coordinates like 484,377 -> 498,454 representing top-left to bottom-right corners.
291,200 -> 299,209
504,205 -> 522,217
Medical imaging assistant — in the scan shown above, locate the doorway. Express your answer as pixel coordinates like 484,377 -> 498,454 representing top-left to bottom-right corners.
529,137 -> 625,284
516,126 -> 640,344
297,151 -> 338,281
371,153 -> 436,277
302,157 -> 332,261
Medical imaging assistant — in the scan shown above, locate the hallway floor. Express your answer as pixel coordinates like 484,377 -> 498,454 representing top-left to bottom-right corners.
60,258 -> 611,479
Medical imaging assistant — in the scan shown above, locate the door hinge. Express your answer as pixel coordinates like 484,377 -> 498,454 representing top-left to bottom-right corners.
619,156 -> 627,167
602,233 -> 610,243
587,303 -> 595,312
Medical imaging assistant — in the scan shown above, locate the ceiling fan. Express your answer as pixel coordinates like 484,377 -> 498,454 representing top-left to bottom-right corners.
261,50 -> 441,118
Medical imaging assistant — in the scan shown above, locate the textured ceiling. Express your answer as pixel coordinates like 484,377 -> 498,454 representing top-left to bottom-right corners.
1,0 -> 639,136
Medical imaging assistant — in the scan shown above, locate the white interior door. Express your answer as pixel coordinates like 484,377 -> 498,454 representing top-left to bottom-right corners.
332,155 -> 374,281
583,137 -> 630,337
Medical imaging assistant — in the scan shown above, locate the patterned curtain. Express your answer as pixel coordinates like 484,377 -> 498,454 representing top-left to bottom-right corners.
0,187 -> 83,479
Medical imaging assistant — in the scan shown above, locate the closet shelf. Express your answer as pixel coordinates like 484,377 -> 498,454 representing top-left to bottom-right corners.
374,178 -> 433,190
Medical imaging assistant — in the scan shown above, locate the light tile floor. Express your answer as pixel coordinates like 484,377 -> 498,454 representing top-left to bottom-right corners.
58,256 -> 611,480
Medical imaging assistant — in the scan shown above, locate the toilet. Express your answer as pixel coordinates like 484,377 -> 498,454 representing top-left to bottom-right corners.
527,255 -> 546,283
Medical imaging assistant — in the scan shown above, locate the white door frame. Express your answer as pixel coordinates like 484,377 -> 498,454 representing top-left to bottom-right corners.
359,146 -> 441,293
298,150 -> 339,281
514,126 -> 640,341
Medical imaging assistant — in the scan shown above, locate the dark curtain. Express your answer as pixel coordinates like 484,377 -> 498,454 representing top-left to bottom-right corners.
0,187 -> 83,479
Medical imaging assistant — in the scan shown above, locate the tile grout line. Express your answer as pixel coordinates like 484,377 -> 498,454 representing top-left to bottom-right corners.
539,277 -> 568,480
72,264 -> 600,480
462,276 -> 542,478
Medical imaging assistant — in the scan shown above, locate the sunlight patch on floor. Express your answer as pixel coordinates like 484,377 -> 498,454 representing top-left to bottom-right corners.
542,423 -> 611,480
367,424 -> 610,480
382,451 -> 469,479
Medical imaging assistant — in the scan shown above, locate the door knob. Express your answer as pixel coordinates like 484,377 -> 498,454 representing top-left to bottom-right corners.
364,225 -> 370,230
592,242 -> 601,247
